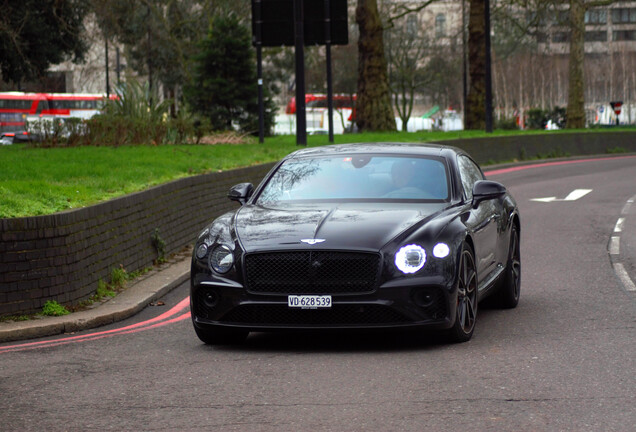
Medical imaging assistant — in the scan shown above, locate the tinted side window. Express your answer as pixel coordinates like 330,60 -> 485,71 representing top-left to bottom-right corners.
0,99 -> 32,109
458,155 -> 484,200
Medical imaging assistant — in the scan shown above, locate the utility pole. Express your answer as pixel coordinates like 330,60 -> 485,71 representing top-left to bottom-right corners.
105,35 -> 110,96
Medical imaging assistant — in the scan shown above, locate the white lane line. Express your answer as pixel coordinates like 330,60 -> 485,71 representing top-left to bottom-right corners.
609,236 -> 621,255
563,189 -> 593,201
614,218 -> 625,233
610,196 -> 636,294
531,189 -> 593,203
613,263 -> 636,292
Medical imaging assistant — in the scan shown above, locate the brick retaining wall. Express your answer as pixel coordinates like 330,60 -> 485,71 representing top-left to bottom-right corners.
2,131 -> 636,316
0,162 -> 276,316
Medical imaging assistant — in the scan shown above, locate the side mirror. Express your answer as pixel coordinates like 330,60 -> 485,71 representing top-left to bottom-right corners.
228,183 -> 254,205
472,180 -> 506,208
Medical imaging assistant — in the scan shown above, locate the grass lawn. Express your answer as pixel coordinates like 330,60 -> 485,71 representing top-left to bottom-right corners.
0,128 -> 616,218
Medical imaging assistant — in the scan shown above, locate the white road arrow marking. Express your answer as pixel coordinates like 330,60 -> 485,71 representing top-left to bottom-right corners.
531,189 -> 592,203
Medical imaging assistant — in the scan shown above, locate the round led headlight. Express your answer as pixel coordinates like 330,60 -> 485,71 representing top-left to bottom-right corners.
195,243 -> 209,259
433,242 -> 450,259
395,244 -> 426,274
208,245 -> 234,274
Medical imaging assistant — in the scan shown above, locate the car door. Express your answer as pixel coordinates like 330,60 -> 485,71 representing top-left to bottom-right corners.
457,155 -> 499,284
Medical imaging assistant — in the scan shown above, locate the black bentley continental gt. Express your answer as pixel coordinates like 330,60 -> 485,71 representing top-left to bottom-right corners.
191,143 -> 520,344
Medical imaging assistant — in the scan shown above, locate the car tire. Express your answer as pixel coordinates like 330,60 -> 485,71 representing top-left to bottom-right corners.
445,243 -> 478,343
495,224 -> 521,309
194,325 -> 248,345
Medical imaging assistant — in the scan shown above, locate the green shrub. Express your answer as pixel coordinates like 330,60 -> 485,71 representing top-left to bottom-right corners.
41,300 -> 70,316
110,266 -> 128,289
96,279 -> 116,298
525,106 -> 566,130
496,118 -> 518,130
607,146 -> 628,154
526,108 -> 547,130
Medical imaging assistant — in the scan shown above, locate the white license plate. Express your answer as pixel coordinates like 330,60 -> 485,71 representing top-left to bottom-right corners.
288,295 -> 332,309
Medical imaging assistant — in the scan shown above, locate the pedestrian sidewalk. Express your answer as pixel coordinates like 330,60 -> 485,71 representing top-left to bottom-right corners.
0,257 -> 190,343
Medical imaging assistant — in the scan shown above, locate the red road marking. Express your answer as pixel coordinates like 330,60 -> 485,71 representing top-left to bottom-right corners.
0,297 -> 191,353
484,155 -> 636,177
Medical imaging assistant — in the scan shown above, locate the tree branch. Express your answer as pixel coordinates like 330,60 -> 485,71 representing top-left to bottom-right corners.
385,0 -> 440,28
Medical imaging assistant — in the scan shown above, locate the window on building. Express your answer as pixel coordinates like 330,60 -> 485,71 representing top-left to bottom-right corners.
613,30 -> 636,41
554,10 -> 569,25
585,9 -> 607,24
612,8 -> 636,23
585,31 -> 608,42
435,14 -> 446,38
552,32 -> 569,43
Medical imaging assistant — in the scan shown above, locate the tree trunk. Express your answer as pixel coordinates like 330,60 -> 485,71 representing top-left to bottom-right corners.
465,0 -> 486,130
355,0 -> 396,131
566,0 -> 586,128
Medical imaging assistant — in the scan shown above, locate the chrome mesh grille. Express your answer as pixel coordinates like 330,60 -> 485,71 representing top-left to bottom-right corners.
244,251 -> 381,295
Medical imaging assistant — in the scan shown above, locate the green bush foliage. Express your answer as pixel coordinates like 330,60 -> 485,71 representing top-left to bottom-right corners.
526,108 -> 547,130
496,117 -> 519,130
185,15 -> 276,135
526,107 -> 567,130
41,300 -> 70,316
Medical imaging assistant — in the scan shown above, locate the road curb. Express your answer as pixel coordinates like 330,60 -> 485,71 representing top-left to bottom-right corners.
0,258 -> 190,343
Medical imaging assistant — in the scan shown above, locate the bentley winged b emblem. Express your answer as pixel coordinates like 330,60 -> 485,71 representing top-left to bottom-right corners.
300,239 -> 326,245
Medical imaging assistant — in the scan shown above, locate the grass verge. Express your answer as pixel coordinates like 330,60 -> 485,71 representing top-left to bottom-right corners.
0,129 -> 631,218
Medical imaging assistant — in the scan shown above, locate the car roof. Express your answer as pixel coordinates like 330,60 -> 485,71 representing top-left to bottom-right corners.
284,142 -> 463,160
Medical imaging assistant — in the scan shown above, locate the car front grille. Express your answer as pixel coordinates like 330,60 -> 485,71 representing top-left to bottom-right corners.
244,251 -> 381,295
220,304 -> 411,326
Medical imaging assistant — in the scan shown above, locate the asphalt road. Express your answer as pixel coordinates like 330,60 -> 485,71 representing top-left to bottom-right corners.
1,156 -> 635,432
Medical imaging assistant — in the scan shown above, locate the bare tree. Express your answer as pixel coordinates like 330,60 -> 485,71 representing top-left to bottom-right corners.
385,21 -> 432,131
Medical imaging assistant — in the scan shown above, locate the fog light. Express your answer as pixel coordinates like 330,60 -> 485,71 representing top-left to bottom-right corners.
203,290 -> 219,308
433,243 -> 450,259
413,289 -> 435,308
196,243 -> 208,259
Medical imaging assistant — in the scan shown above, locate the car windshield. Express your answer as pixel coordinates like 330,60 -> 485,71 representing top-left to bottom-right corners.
257,154 -> 450,203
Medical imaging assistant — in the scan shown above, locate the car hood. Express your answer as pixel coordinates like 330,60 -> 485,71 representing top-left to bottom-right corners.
234,202 -> 448,252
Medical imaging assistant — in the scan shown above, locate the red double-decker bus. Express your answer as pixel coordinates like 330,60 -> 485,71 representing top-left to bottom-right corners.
0,92 -> 48,133
43,93 -> 116,120
0,92 -> 115,143
285,93 -> 356,115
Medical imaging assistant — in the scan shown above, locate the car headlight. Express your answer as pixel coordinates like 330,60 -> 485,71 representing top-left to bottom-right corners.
395,244 -> 426,274
208,245 -> 234,274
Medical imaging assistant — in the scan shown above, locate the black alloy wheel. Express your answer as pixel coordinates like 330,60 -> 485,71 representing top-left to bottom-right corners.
497,224 -> 521,308
446,244 -> 478,343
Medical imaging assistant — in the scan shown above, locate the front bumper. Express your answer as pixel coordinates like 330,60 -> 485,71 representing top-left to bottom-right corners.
191,273 -> 457,332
